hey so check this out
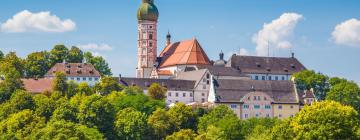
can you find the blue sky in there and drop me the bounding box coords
[0,0,359,83]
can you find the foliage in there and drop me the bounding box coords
[33,94,56,121]
[241,117,278,138]
[52,72,68,94]
[24,51,51,78]
[168,103,197,131]
[34,120,103,140]
[148,83,167,100]
[0,50,4,60]
[326,77,360,114]
[292,70,329,100]
[84,52,112,76]
[195,125,225,140]
[77,82,94,96]
[66,46,84,63]
[50,44,69,65]
[94,76,122,95]
[66,80,78,98]
[114,108,149,140]
[269,119,295,140]
[166,129,197,140]
[291,101,359,139]
[148,108,172,139]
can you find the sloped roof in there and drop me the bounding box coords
[197,65,248,77]
[214,79,298,103]
[175,69,208,88]
[45,63,101,77]
[228,55,306,75]
[117,77,195,91]
[22,78,53,93]
[159,39,211,67]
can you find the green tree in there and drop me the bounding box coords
[34,120,103,140]
[270,119,295,140]
[168,103,197,131]
[94,76,122,95]
[148,83,167,100]
[53,72,68,94]
[0,110,45,139]
[326,78,360,114]
[1,52,25,77]
[0,50,4,60]
[197,105,243,140]
[50,45,69,65]
[196,125,225,140]
[77,94,115,139]
[148,108,172,139]
[84,52,112,76]
[114,108,149,140]
[241,118,278,138]
[166,129,197,140]
[9,90,35,111]
[0,65,24,103]
[291,101,359,139]
[66,80,78,98]
[292,70,329,100]
[33,94,56,121]
[24,51,51,78]
[51,98,78,123]
[77,82,94,96]
[66,46,84,63]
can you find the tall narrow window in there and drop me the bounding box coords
[149,34,153,39]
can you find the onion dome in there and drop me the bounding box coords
[137,0,159,21]
[214,51,227,67]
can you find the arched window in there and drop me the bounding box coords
[149,34,153,39]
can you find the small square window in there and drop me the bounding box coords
[203,85,206,89]
[176,93,179,97]
[83,77,86,81]
[202,93,205,96]
[190,93,193,97]
[262,76,265,80]
[243,105,249,109]
[275,76,278,80]
[245,114,248,118]
[255,76,259,80]
[89,77,93,81]
[77,77,80,81]
[183,93,186,97]
[290,105,294,109]
[279,114,282,118]
[268,76,272,80]
[254,105,260,109]
[201,98,205,103]
[230,104,237,109]
[278,105,283,109]
[168,92,172,97]
[95,78,99,81]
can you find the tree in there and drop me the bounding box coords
[148,108,172,139]
[195,125,225,140]
[197,105,243,140]
[326,78,360,114]
[292,70,329,100]
[84,52,112,76]
[33,94,56,121]
[0,67,23,103]
[9,90,35,111]
[77,94,115,139]
[66,46,84,63]
[0,110,45,139]
[0,50,4,60]
[94,76,122,95]
[241,118,278,138]
[52,72,68,94]
[51,99,78,123]
[148,83,167,100]
[291,101,359,139]
[77,82,94,96]
[270,119,295,140]
[1,52,25,77]
[166,129,197,140]
[34,120,103,140]
[24,51,51,78]
[114,108,149,140]
[66,80,78,98]
[167,103,197,131]
[50,45,69,65]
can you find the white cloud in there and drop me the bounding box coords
[252,13,303,56]
[77,43,113,51]
[1,10,76,33]
[332,18,360,47]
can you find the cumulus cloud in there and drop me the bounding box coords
[77,43,113,51]
[252,13,303,56]
[239,48,249,55]
[332,18,360,47]
[1,10,76,33]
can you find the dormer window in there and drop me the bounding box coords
[291,64,296,69]
[77,70,82,74]
[78,65,82,68]
[66,70,70,74]
[266,67,271,72]
[89,70,94,74]
[256,62,261,67]
[284,69,289,72]
[66,65,71,68]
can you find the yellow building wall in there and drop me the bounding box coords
[273,104,300,119]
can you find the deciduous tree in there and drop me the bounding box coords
[24,51,51,78]
[148,83,167,100]
[292,70,329,100]
[94,76,122,95]
[84,52,112,76]
[114,108,149,140]
[66,46,83,63]
[50,45,69,65]
[166,129,197,140]
[52,72,68,94]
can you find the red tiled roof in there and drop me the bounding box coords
[45,63,101,77]
[159,39,211,67]
[157,70,172,75]
[22,78,53,93]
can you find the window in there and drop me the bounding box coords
[243,105,249,109]
[248,97,251,100]
[282,76,285,80]
[169,100,172,103]
[149,42,153,47]
[265,105,271,109]
[203,85,206,89]
[83,77,86,81]
[278,105,283,109]
[206,74,210,79]
[268,76,272,80]
[275,76,278,80]
[183,93,186,97]
[253,96,257,100]
[230,104,237,109]
[77,77,80,81]
[254,105,260,109]
[201,98,205,103]
[206,80,210,85]
[176,93,179,97]
[202,93,205,96]
[89,77,93,81]
[257,96,261,100]
[255,76,259,80]
[256,114,259,117]
[266,114,270,117]
[168,92,171,97]
[290,105,294,109]
[245,114,248,118]
[264,97,267,100]
[149,34,153,39]
[262,76,265,80]
[71,77,74,80]
[95,78,99,81]
[175,100,179,103]
[279,114,282,118]
[149,26,153,29]
[190,93,193,97]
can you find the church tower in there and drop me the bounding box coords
[136,0,159,78]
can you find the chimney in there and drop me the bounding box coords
[166,31,171,46]
[119,74,122,81]
[291,52,295,58]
